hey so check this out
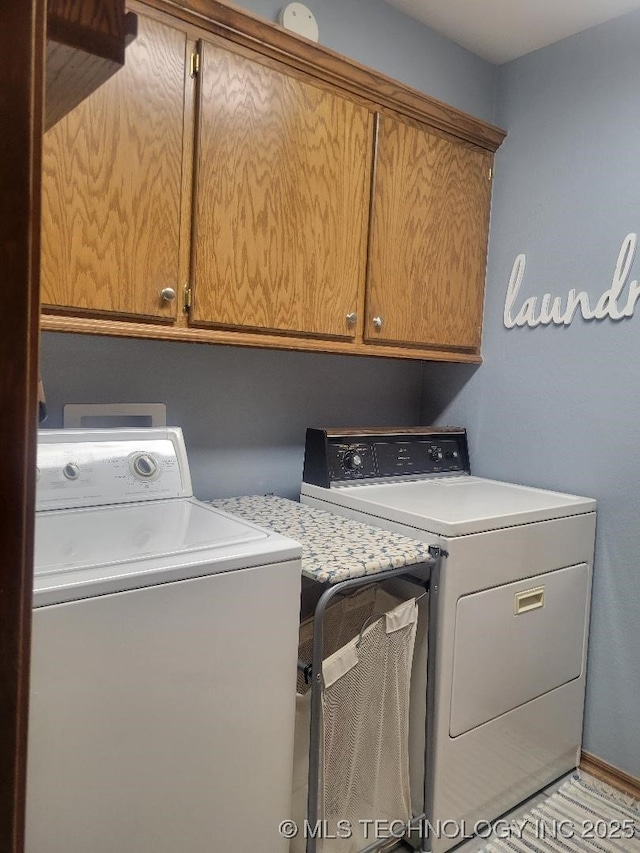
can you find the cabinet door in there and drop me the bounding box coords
[41,13,188,321]
[366,113,493,351]
[190,41,371,340]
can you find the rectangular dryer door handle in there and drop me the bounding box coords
[514,586,545,615]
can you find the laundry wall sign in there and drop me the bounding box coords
[504,233,640,328]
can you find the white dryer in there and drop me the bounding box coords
[301,427,596,852]
[28,428,302,853]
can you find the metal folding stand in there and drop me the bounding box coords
[303,547,444,853]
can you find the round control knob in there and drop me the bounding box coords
[428,445,443,463]
[131,453,158,479]
[343,450,364,471]
[63,462,80,480]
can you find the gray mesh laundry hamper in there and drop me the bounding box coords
[291,587,418,853]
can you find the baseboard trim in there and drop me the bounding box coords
[580,750,640,800]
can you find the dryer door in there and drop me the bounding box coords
[449,562,589,737]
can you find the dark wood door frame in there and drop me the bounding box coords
[0,0,44,850]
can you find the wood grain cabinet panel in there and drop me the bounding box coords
[366,113,493,351]
[41,13,187,322]
[45,0,138,132]
[190,41,371,340]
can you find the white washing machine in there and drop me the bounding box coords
[28,427,302,853]
[300,427,596,852]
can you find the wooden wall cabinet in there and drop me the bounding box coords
[365,113,493,352]
[41,0,506,362]
[190,39,371,342]
[41,12,191,323]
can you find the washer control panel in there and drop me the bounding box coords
[36,428,192,511]
[303,427,470,487]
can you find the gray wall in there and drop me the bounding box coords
[422,10,640,775]
[41,334,424,500]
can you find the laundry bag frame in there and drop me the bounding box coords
[301,549,444,853]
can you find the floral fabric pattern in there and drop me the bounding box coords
[210,495,432,584]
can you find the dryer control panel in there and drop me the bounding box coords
[303,427,470,487]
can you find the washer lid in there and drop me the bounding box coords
[34,498,301,605]
[303,476,596,536]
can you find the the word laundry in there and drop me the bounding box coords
[504,233,640,328]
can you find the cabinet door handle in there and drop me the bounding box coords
[372,316,384,330]
[346,312,357,326]
[160,287,177,302]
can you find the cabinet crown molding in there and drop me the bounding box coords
[154,0,505,151]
